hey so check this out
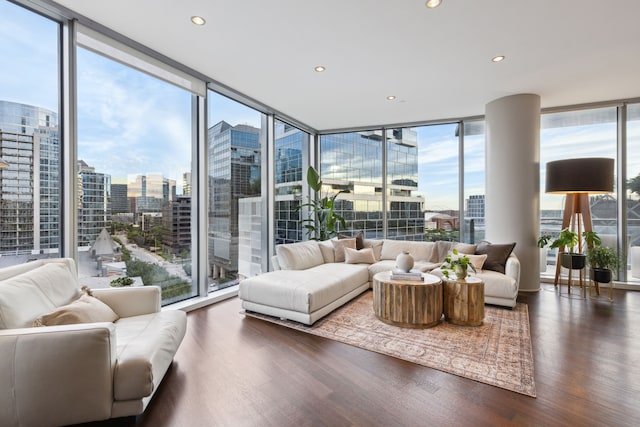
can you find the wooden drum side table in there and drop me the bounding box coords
[443,276,484,326]
[372,271,443,329]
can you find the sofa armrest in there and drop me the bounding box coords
[505,254,521,285]
[92,286,161,317]
[0,323,116,427]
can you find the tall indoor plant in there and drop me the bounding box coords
[298,166,348,241]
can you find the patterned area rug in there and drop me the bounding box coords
[244,290,536,397]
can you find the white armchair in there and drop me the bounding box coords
[0,258,187,427]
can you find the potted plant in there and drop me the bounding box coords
[297,166,349,241]
[549,228,585,269]
[537,234,552,272]
[440,249,476,280]
[587,246,619,284]
[582,230,602,250]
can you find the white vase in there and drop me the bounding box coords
[396,251,414,272]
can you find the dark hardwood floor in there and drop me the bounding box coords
[83,283,639,427]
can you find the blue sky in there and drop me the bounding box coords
[0,1,58,111]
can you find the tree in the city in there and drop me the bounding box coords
[627,173,640,197]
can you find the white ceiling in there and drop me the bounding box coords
[51,0,640,131]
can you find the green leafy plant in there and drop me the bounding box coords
[110,276,134,287]
[582,231,601,249]
[297,166,348,241]
[549,228,579,252]
[440,249,476,280]
[587,246,619,271]
[537,235,552,249]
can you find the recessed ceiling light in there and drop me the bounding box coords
[314,65,326,72]
[492,55,506,63]
[425,0,442,8]
[386,95,396,101]
[191,16,206,26]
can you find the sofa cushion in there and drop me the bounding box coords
[476,241,516,274]
[332,238,356,262]
[452,242,477,255]
[33,293,119,326]
[338,231,365,249]
[474,269,518,300]
[276,241,324,270]
[380,240,436,262]
[239,263,369,314]
[363,239,383,261]
[0,262,80,329]
[113,310,187,401]
[367,260,397,280]
[344,247,376,264]
[318,240,336,263]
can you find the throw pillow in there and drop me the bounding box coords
[467,254,488,271]
[344,247,377,264]
[338,231,365,250]
[33,293,120,326]
[445,251,486,271]
[452,242,477,255]
[475,241,516,274]
[332,238,357,263]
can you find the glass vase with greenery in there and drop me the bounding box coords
[440,249,476,280]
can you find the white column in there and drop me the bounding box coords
[485,94,540,292]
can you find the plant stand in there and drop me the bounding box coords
[556,252,587,298]
[589,279,614,302]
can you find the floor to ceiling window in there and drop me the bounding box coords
[417,123,460,242]
[386,128,423,241]
[626,103,640,281]
[320,131,384,238]
[207,91,265,287]
[463,121,486,244]
[0,1,60,267]
[76,46,195,305]
[274,120,306,245]
[540,107,618,276]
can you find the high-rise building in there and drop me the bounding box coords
[0,101,59,255]
[319,129,424,241]
[182,172,191,196]
[110,183,129,214]
[77,160,111,247]
[162,195,191,254]
[208,120,261,279]
[127,173,175,214]
[274,121,304,245]
[465,194,486,243]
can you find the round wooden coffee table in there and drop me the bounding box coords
[442,276,484,326]
[372,271,443,328]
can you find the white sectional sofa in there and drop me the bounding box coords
[239,238,520,325]
[0,258,187,427]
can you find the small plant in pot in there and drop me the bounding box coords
[550,228,586,269]
[587,246,619,284]
[537,234,552,273]
[441,249,476,281]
